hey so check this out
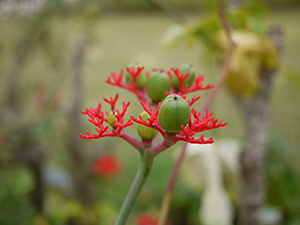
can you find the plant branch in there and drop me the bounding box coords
[158,7,235,225]
[120,130,143,152]
[158,142,188,225]
[114,152,154,225]
[199,7,235,115]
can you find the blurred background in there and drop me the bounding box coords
[0,0,300,225]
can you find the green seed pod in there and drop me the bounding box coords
[108,111,118,127]
[158,94,190,133]
[172,64,196,91]
[146,71,171,102]
[137,111,158,140]
[125,64,147,89]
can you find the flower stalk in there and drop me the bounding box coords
[114,151,154,225]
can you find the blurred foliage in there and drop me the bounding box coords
[0,167,35,225]
[92,0,300,12]
[2,0,297,16]
[176,5,268,50]
[266,131,300,224]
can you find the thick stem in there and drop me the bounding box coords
[237,25,282,225]
[147,132,176,156]
[237,70,275,225]
[115,152,154,225]
[120,130,143,152]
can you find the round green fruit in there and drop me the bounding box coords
[108,111,118,127]
[172,64,196,91]
[146,71,171,102]
[125,64,147,89]
[158,94,190,133]
[137,111,158,140]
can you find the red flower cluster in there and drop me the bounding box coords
[92,153,121,176]
[80,94,133,139]
[80,66,227,155]
[130,92,226,144]
[106,66,148,102]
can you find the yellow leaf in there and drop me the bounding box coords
[214,30,279,95]
[225,46,261,95]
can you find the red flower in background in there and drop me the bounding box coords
[136,213,170,225]
[136,214,158,225]
[92,154,121,176]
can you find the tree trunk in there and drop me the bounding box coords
[237,26,282,225]
[237,69,275,225]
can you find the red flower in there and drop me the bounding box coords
[136,213,170,225]
[92,154,121,175]
[170,67,214,94]
[79,93,133,140]
[136,214,158,225]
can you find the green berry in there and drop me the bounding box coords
[158,94,190,133]
[137,111,158,140]
[108,111,118,127]
[125,64,147,89]
[146,71,171,102]
[172,64,196,91]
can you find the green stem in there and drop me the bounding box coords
[114,152,154,225]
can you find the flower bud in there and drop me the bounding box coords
[158,94,190,133]
[125,64,147,89]
[108,111,118,127]
[146,71,171,102]
[172,64,196,91]
[137,111,158,140]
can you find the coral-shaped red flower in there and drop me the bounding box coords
[92,154,121,176]
[106,67,148,102]
[170,67,214,94]
[81,67,227,156]
[175,108,226,144]
[80,94,133,139]
[130,95,227,155]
